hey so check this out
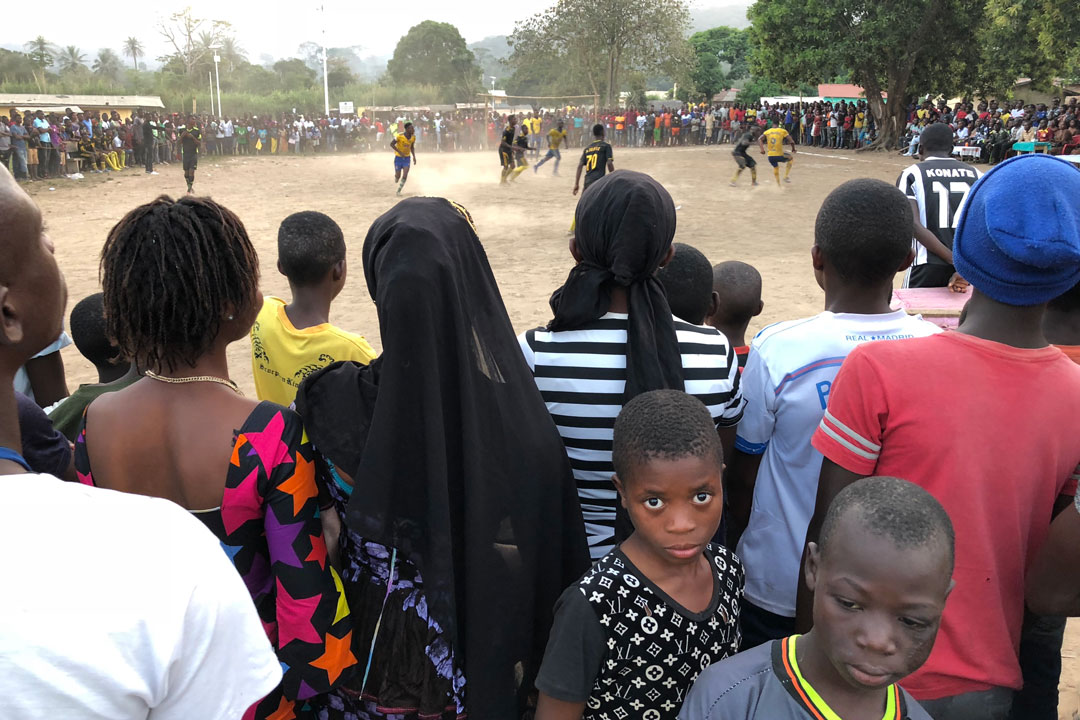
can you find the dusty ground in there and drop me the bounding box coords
[23,145,1080,716]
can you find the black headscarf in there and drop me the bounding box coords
[295,197,589,719]
[550,170,684,399]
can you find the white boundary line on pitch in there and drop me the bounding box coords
[798,151,874,163]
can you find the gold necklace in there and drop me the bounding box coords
[144,370,244,396]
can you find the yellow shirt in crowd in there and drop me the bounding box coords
[250,296,377,406]
[763,127,790,156]
[393,132,416,158]
[530,117,542,135]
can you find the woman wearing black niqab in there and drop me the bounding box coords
[295,197,590,720]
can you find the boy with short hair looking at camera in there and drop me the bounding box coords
[535,389,743,720]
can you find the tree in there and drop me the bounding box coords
[22,36,54,91]
[974,0,1080,96]
[24,36,54,69]
[273,58,316,91]
[508,0,692,107]
[625,72,649,110]
[219,36,247,73]
[158,8,231,77]
[470,39,511,80]
[387,21,481,97]
[57,46,87,75]
[0,49,39,85]
[93,49,123,81]
[124,37,144,70]
[327,57,356,88]
[689,26,750,100]
[748,0,990,150]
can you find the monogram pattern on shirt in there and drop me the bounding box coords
[580,545,743,720]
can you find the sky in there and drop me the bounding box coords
[5,0,750,66]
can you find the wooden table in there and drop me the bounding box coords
[892,288,971,329]
[1012,141,1053,155]
[953,145,981,160]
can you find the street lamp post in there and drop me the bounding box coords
[213,52,223,118]
[208,70,215,116]
[322,46,330,117]
[320,4,330,116]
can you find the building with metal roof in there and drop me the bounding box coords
[1,94,164,120]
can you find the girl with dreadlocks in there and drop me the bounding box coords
[293,197,589,720]
[74,195,357,719]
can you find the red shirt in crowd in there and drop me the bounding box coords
[812,332,1080,700]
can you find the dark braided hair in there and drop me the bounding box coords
[100,195,260,373]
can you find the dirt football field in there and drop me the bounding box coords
[21,144,1080,717]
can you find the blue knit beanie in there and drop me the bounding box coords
[953,154,1080,306]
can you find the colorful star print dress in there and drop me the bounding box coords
[315,460,467,720]
[75,402,358,719]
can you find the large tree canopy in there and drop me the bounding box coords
[749,0,986,149]
[508,0,692,106]
[975,0,1080,96]
[387,21,481,96]
[689,26,750,101]
[748,0,1079,150]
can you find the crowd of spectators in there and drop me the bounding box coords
[901,96,1080,164]
[3,94,1076,181]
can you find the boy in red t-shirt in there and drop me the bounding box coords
[799,155,1080,720]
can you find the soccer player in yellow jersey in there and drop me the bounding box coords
[535,120,568,175]
[759,125,797,185]
[390,121,417,195]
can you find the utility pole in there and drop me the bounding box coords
[321,4,330,116]
[213,51,223,118]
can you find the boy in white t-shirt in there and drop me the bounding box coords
[726,178,940,648]
[0,165,281,718]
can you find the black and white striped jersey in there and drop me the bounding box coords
[519,313,745,559]
[897,157,981,267]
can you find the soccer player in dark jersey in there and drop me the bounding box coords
[499,115,518,185]
[896,122,981,289]
[511,123,531,181]
[179,116,202,194]
[573,123,614,196]
[730,125,761,186]
[568,124,615,233]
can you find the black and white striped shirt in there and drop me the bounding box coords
[519,313,745,558]
[897,157,981,267]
